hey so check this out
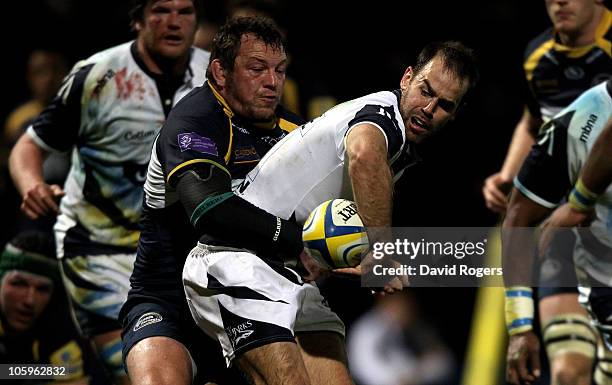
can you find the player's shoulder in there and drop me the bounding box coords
[554,81,611,142]
[79,41,133,72]
[73,41,134,88]
[524,27,554,61]
[276,105,306,127]
[355,90,401,107]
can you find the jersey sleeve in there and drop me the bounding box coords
[514,110,574,208]
[26,63,94,152]
[346,104,404,157]
[159,106,231,188]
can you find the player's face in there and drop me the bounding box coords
[399,55,467,143]
[545,0,602,36]
[224,34,287,121]
[0,271,53,332]
[137,0,197,61]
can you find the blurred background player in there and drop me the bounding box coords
[1,49,69,238]
[481,1,611,383]
[502,80,612,385]
[8,0,209,383]
[120,16,303,385]
[0,231,91,384]
[347,291,455,385]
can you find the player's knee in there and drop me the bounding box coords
[551,354,592,385]
[126,337,192,385]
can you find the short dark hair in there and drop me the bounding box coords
[206,16,286,86]
[129,0,199,29]
[413,41,479,96]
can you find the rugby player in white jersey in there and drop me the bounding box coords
[180,41,478,385]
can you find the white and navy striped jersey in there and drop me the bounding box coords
[26,41,209,257]
[236,90,419,223]
[515,80,612,283]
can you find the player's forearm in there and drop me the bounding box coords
[8,134,47,196]
[176,167,303,260]
[349,154,393,230]
[499,109,539,181]
[501,189,550,287]
[346,127,393,243]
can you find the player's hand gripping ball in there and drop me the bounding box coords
[302,199,369,269]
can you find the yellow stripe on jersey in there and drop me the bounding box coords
[167,159,230,183]
[208,82,234,163]
[225,116,234,164]
[209,82,234,118]
[525,39,554,82]
[279,118,299,132]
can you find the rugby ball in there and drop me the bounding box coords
[302,199,369,269]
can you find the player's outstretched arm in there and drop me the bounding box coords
[483,108,541,213]
[336,123,405,292]
[502,189,551,385]
[9,133,63,219]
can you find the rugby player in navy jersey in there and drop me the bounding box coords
[120,17,304,385]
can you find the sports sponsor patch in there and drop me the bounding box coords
[134,312,163,331]
[178,132,218,155]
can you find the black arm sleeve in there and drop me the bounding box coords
[176,164,303,261]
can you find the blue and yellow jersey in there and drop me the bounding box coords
[26,41,210,257]
[523,8,612,123]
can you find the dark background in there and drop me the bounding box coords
[1,0,553,378]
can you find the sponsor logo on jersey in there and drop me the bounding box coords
[234,146,260,162]
[225,321,254,347]
[177,132,218,155]
[134,312,163,331]
[579,114,598,143]
[564,65,585,81]
[92,69,116,99]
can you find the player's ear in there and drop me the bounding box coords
[210,59,227,88]
[400,66,413,90]
[133,20,143,32]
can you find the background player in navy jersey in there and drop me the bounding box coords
[120,16,304,385]
[503,81,612,385]
[180,41,478,385]
[8,0,208,383]
[481,1,611,383]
